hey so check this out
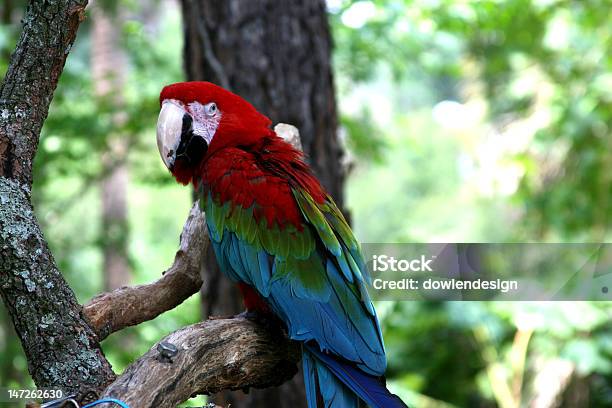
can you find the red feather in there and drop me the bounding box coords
[238,282,270,313]
[160,81,333,334]
[159,81,327,251]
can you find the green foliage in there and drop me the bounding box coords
[333,0,612,239]
[333,0,612,406]
[341,110,387,163]
[428,0,612,239]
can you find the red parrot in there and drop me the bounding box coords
[156,81,407,408]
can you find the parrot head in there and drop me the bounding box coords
[156,81,272,184]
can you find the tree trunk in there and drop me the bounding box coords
[91,2,131,291]
[0,0,115,400]
[179,1,342,406]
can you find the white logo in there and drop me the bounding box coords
[372,254,435,272]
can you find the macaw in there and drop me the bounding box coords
[156,81,407,408]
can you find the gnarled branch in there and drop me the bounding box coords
[98,318,301,408]
[83,202,208,340]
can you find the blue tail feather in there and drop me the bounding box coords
[304,349,359,407]
[304,346,408,408]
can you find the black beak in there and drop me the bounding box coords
[172,113,209,170]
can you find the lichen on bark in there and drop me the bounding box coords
[0,0,116,400]
[0,177,115,397]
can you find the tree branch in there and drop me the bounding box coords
[99,318,301,408]
[83,202,207,340]
[0,0,86,185]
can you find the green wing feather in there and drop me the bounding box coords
[204,185,385,374]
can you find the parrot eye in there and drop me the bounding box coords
[204,102,218,116]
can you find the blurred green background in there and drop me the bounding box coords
[1,0,611,407]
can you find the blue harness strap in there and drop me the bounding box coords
[82,398,130,408]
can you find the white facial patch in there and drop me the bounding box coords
[188,101,221,145]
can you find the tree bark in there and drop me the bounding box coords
[179,1,342,406]
[0,0,116,399]
[98,318,301,408]
[181,0,342,200]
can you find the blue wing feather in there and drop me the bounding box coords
[203,179,402,406]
